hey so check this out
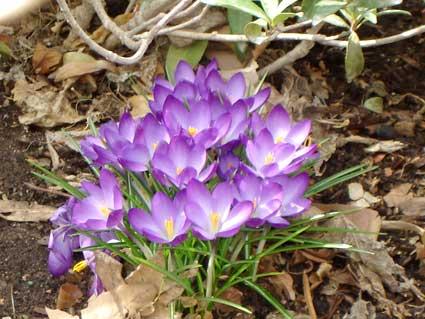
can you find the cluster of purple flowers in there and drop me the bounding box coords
[48,60,317,292]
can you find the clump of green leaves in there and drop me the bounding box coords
[201,0,411,81]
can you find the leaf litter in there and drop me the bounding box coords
[46,252,187,319]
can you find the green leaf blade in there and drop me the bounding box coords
[345,31,364,82]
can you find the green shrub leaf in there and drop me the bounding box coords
[165,40,208,82]
[345,31,364,82]
[201,0,268,20]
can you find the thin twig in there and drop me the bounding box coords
[57,0,193,64]
[90,0,139,50]
[258,23,324,77]
[24,182,71,198]
[125,0,137,14]
[158,5,209,35]
[303,272,317,319]
[128,0,202,36]
[166,24,425,48]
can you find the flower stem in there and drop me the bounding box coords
[206,241,217,298]
[251,226,269,282]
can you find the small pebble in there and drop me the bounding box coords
[348,183,364,201]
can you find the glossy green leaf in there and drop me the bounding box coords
[228,8,252,60]
[165,40,208,82]
[351,0,402,9]
[277,0,299,13]
[244,19,268,44]
[345,31,364,82]
[272,12,297,26]
[201,0,268,20]
[362,10,378,24]
[302,0,347,24]
[323,13,350,28]
[261,0,279,17]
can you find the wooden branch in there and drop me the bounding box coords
[258,23,324,77]
[164,24,425,48]
[57,0,193,64]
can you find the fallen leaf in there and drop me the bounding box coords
[399,198,425,216]
[363,96,384,113]
[128,95,150,118]
[313,203,424,314]
[0,199,55,222]
[45,308,78,319]
[56,283,83,310]
[94,252,125,291]
[267,272,296,301]
[216,287,243,314]
[32,42,62,75]
[13,78,85,127]
[394,120,416,137]
[346,299,376,319]
[364,140,406,153]
[383,183,413,208]
[48,252,185,319]
[54,59,117,82]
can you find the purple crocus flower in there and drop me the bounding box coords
[152,136,216,188]
[219,100,250,148]
[48,198,80,277]
[185,180,253,240]
[140,113,171,158]
[246,129,297,178]
[80,135,117,167]
[235,174,283,228]
[267,173,312,227]
[129,192,190,245]
[163,95,231,148]
[72,169,124,230]
[251,105,312,147]
[217,152,240,180]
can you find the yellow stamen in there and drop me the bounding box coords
[187,126,198,137]
[152,142,158,151]
[275,136,284,143]
[164,218,174,240]
[73,260,88,273]
[210,212,220,232]
[100,206,110,217]
[176,167,183,175]
[264,152,275,165]
[252,198,257,210]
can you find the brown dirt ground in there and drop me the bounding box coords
[0,1,424,318]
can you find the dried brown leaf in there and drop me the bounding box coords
[399,198,425,216]
[45,308,79,319]
[128,95,150,118]
[216,287,244,314]
[383,183,413,208]
[32,43,62,75]
[94,252,125,291]
[346,299,376,319]
[54,60,117,82]
[267,272,296,301]
[13,79,84,127]
[0,199,55,222]
[56,283,83,310]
